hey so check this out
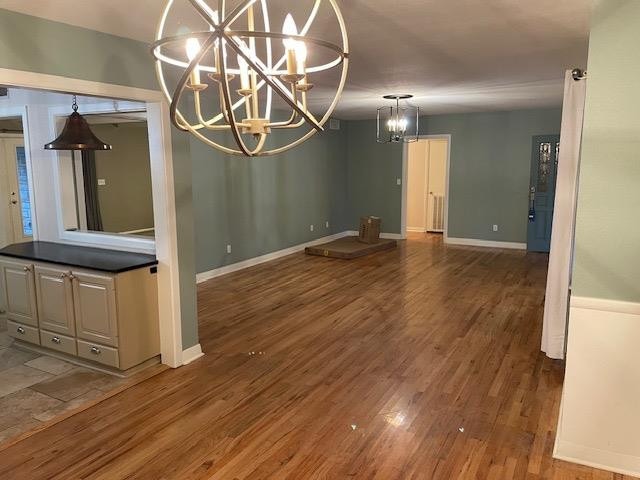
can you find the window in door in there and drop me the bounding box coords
[15,146,33,237]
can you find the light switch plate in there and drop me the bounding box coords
[97,179,106,186]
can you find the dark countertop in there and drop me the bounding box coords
[0,241,158,273]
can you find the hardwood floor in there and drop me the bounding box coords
[0,234,633,479]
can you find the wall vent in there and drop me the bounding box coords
[329,118,341,130]
[431,195,444,231]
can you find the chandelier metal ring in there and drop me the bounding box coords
[152,0,349,157]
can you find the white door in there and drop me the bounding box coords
[406,140,429,232]
[1,137,33,244]
[426,139,447,232]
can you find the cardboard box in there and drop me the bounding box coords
[359,216,381,244]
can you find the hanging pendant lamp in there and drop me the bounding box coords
[44,96,112,151]
[377,94,419,144]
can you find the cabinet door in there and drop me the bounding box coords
[35,265,75,336]
[72,271,118,347]
[0,259,38,327]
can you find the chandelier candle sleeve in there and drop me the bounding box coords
[283,14,298,75]
[186,38,202,85]
[151,0,349,156]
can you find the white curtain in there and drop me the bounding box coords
[541,70,587,360]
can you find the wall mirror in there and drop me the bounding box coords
[59,110,155,239]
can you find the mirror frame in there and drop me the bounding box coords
[48,100,156,254]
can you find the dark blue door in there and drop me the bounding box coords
[527,135,560,252]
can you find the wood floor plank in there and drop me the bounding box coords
[0,234,633,479]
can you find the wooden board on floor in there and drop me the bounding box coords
[305,236,397,259]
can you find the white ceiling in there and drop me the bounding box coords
[0,0,591,119]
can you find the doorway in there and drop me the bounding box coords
[405,137,449,234]
[0,122,33,247]
[527,135,560,252]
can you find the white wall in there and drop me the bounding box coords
[555,298,640,477]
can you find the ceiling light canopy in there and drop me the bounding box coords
[44,96,112,151]
[377,94,419,144]
[151,0,349,157]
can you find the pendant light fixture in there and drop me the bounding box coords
[377,94,419,144]
[151,0,349,157]
[44,96,112,151]
[44,95,111,231]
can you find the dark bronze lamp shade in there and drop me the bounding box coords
[44,96,112,151]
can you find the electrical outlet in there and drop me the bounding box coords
[396,178,402,186]
[310,224,314,232]
[325,221,330,228]
[226,244,232,254]
[492,224,498,232]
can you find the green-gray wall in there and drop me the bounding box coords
[346,109,562,242]
[0,9,199,348]
[93,123,154,234]
[192,127,349,272]
[571,0,640,302]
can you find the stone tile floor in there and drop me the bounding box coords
[0,324,126,444]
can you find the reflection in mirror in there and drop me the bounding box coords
[63,111,155,238]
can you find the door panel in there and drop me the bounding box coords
[527,135,560,252]
[4,139,33,244]
[0,259,37,326]
[426,140,447,232]
[35,265,75,336]
[72,271,118,346]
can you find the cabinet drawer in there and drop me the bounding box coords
[40,330,77,356]
[77,339,119,369]
[7,320,40,345]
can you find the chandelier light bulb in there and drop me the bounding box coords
[282,14,298,50]
[186,38,201,62]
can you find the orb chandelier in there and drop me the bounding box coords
[152,0,349,157]
[377,94,419,144]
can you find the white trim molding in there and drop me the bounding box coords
[0,68,184,368]
[555,296,640,478]
[182,344,204,365]
[197,231,351,283]
[445,237,526,250]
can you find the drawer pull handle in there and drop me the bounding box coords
[90,346,101,355]
[16,326,25,334]
[23,266,31,272]
[60,273,67,279]
[51,336,61,344]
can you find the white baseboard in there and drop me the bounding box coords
[182,343,204,365]
[554,297,640,477]
[196,231,351,283]
[555,440,640,478]
[406,227,427,233]
[445,237,526,250]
